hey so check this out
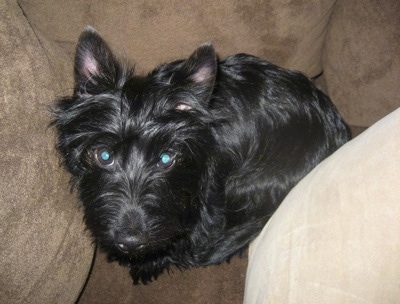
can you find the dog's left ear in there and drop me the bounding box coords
[74,26,127,96]
[180,43,217,104]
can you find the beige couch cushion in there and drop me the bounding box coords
[245,108,400,303]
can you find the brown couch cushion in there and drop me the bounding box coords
[0,2,93,303]
[79,250,247,304]
[323,0,400,127]
[19,0,337,76]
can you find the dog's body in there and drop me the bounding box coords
[53,28,351,284]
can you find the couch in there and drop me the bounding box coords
[1,1,399,303]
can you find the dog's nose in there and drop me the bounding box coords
[114,232,149,253]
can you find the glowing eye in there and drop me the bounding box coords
[158,152,175,169]
[101,150,111,161]
[94,148,114,167]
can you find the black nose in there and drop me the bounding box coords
[114,232,149,253]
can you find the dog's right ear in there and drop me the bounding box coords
[74,26,127,96]
[179,43,217,105]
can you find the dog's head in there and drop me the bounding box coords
[52,27,219,260]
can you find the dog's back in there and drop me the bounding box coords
[188,53,351,264]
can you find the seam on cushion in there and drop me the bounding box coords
[16,1,52,65]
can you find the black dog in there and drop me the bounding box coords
[52,27,351,284]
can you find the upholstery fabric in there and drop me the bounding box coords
[18,0,337,76]
[79,251,247,304]
[323,0,400,127]
[0,1,93,303]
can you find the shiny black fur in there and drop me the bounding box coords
[52,28,351,284]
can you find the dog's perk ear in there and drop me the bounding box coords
[74,26,127,96]
[180,43,217,104]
